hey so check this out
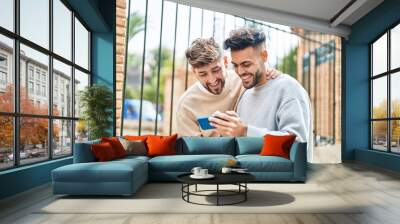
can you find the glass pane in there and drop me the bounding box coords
[53,0,72,60]
[53,59,72,117]
[372,121,388,151]
[74,18,89,70]
[224,14,236,40]
[213,12,225,44]
[155,1,177,135]
[391,24,400,70]
[122,0,148,135]
[74,69,89,118]
[75,120,88,143]
[20,44,49,115]
[170,4,190,135]
[372,77,387,119]
[234,17,245,28]
[0,0,14,31]
[0,34,14,112]
[53,119,72,157]
[0,116,13,170]
[391,72,400,118]
[392,120,400,153]
[137,0,163,135]
[20,0,49,49]
[372,33,387,76]
[202,10,213,38]
[20,117,49,165]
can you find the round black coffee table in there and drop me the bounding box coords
[177,173,255,206]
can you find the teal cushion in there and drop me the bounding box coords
[178,137,236,155]
[52,159,147,183]
[149,154,235,172]
[73,139,101,163]
[236,155,293,172]
[235,137,264,155]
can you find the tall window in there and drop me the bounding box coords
[370,23,400,153]
[0,0,91,170]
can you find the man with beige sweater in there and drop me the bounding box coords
[175,38,277,136]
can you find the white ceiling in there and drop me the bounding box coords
[224,0,353,23]
[171,0,384,37]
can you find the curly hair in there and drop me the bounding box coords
[185,37,222,68]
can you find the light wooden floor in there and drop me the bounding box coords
[1,162,400,224]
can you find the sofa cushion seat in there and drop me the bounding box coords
[149,154,235,172]
[53,159,147,183]
[236,155,293,172]
[116,155,150,163]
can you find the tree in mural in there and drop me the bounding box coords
[0,85,59,151]
[143,48,173,104]
[128,11,145,40]
[277,47,297,78]
[125,11,145,99]
[125,11,178,105]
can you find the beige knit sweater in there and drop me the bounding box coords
[175,70,243,136]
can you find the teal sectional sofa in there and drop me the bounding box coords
[52,137,307,196]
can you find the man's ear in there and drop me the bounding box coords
[260,50,268,62]
[223,56,228,67]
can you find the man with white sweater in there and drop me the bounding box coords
[209,28,312,143]
[175,37,278,136]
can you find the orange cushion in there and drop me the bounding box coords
[259,134,296,159]
[91,142,118,161]
[101,137,126,158]
[146,134,178,157]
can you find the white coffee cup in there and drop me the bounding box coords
[221,167,232,174]
[191,167,202,176]
[200,169,208,176]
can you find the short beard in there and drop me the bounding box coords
[244,70,262,89]
[205,80,225,95]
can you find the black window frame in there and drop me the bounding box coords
[370,20,400,154]
[0,0,92,171]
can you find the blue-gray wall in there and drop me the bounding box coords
[91,32,115,136]
[343,0,400,171]
[0,158,72,199]
[0,0,116,200]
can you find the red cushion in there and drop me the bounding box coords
[101,137,126,158]
[91,142,118,161]
[146,134,178,157]
[259,134,296,159]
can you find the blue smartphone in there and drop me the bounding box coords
[197,116,215,130]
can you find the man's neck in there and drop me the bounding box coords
[254,69,268,87]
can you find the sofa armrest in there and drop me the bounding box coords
[73,140,100,163]
[289,141,307,181]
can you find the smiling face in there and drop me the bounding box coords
[231,46,268,89]
[193,59,227,95]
